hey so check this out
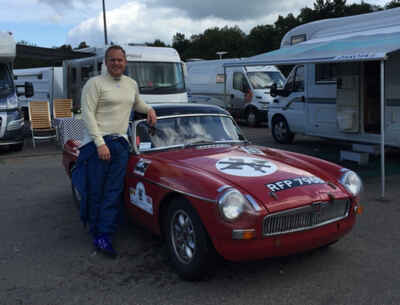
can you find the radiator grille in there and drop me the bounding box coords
[263,199,350,236]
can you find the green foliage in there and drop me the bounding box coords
[172,0,390,61]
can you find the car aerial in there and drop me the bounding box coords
[62,103,363,280]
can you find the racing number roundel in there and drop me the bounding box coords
[216,157,277,177]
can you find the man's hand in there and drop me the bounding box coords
[97,144,111,161]
[147,108,157,126]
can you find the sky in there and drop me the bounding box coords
[0,0,389,49]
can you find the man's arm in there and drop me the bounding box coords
[132,82,157,126]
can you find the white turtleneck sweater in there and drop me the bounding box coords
[80,72,151,147]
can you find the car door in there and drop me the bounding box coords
[230,71,250,118]
[279,65,306,133]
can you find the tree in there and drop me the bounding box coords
[385,0,400,8]
[146,39,167,47]
[172,33,190,60]
[77,41,89,49]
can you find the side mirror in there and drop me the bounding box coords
[270,83,277,97]
[24,82,34,98]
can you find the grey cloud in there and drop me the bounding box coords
[149,0,303,20]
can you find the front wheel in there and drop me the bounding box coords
[164,198,216,281]
[271,116,294,144]
[246,109,258,127]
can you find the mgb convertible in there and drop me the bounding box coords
[62,103,362,280]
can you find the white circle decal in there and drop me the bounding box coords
[216,157,277,177]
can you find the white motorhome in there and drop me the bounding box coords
[186,59,285,126]
[63,45,187,112]
[14,67,64,119]
[0,32,33,151]
[224,8,400,148]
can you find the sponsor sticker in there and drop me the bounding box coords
[266,176,325,192]
[129,182,153,214]
[134,159,151,176]
[240,146,266,156]
[216,157,277,177]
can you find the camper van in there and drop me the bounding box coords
[14,67,64,120]
[236,8,400,148]
[0,32,33,151]
[63,45,188,112]
[186,59,285,126]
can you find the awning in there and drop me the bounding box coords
[224,26,400,67]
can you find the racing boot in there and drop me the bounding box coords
[94,234,117,258]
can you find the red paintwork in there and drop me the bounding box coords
[63,140,359,262]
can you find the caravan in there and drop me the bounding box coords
[63,45,188,112]
[0,32,33,151]
[225,8,400,148]
[186,59,285,126]
[14,67,64,120]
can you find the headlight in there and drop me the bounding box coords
[7,94,18,110]
[218,188,248,221]
[340,170,362,196]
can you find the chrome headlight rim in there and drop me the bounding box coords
[217,188,248,222]
[339,169,362,196]
[6,94,19,110]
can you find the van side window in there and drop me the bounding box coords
[294,65,304,91]
[316,63,337,83]
[233,72,250,92]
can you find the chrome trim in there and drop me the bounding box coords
[140,176,216,203]
[263,199,350,236]
[245,194,262,211]
[217,185,232,193]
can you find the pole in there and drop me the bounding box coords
[102,0,108,45]
[380,60,385,198]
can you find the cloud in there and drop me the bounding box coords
[66,0,298,47]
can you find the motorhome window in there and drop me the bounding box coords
[316,63,337,83]
[0,63,14,95]
[291,34,306,45]
[81,65,94,82]
[71,68,77,83]
[248,71,285,89]
[216,74,224,83]
[294,65,304,91]
[125,62,185,94]
[233,72,248,92]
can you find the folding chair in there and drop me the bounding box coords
[53,98,73,119]
[28,101,57,148]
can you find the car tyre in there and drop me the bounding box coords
[10,142,24,152]
[164,197,216,281]
[271,116,294,144]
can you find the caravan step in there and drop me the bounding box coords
[340,150,369,165]
[352,144,380,155]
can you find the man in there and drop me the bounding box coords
[74,45,156,258]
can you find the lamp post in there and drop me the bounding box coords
[102,0,108,45]
[216,51,228,59]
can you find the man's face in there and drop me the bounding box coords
[105,49,127,78]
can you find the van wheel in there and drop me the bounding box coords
[246,109,258,127]
[272,116,294,144]
[163,197,216,281]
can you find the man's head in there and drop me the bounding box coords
[105,45,127,78]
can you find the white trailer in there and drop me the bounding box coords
[63,45,188,112]
[14,66,64,119]
[186,59,285,126]
[0,31,33,150]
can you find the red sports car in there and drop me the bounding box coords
[63,103,362,280]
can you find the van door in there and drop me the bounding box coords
[336,75,360,133]
[230,71,250,118]
[278,65,306,133]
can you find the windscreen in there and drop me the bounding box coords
[125,62,185,95]
[0,63,14,97]
[247,71,285,89]
[135,114,246,152]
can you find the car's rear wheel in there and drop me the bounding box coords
[271,116,294,144]
[164,197,216,281]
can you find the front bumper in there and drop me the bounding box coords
[213,214,356,261]
[0,110,25,146]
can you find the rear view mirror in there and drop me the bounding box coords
[24,82,34,98]
[270,83,277,97]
